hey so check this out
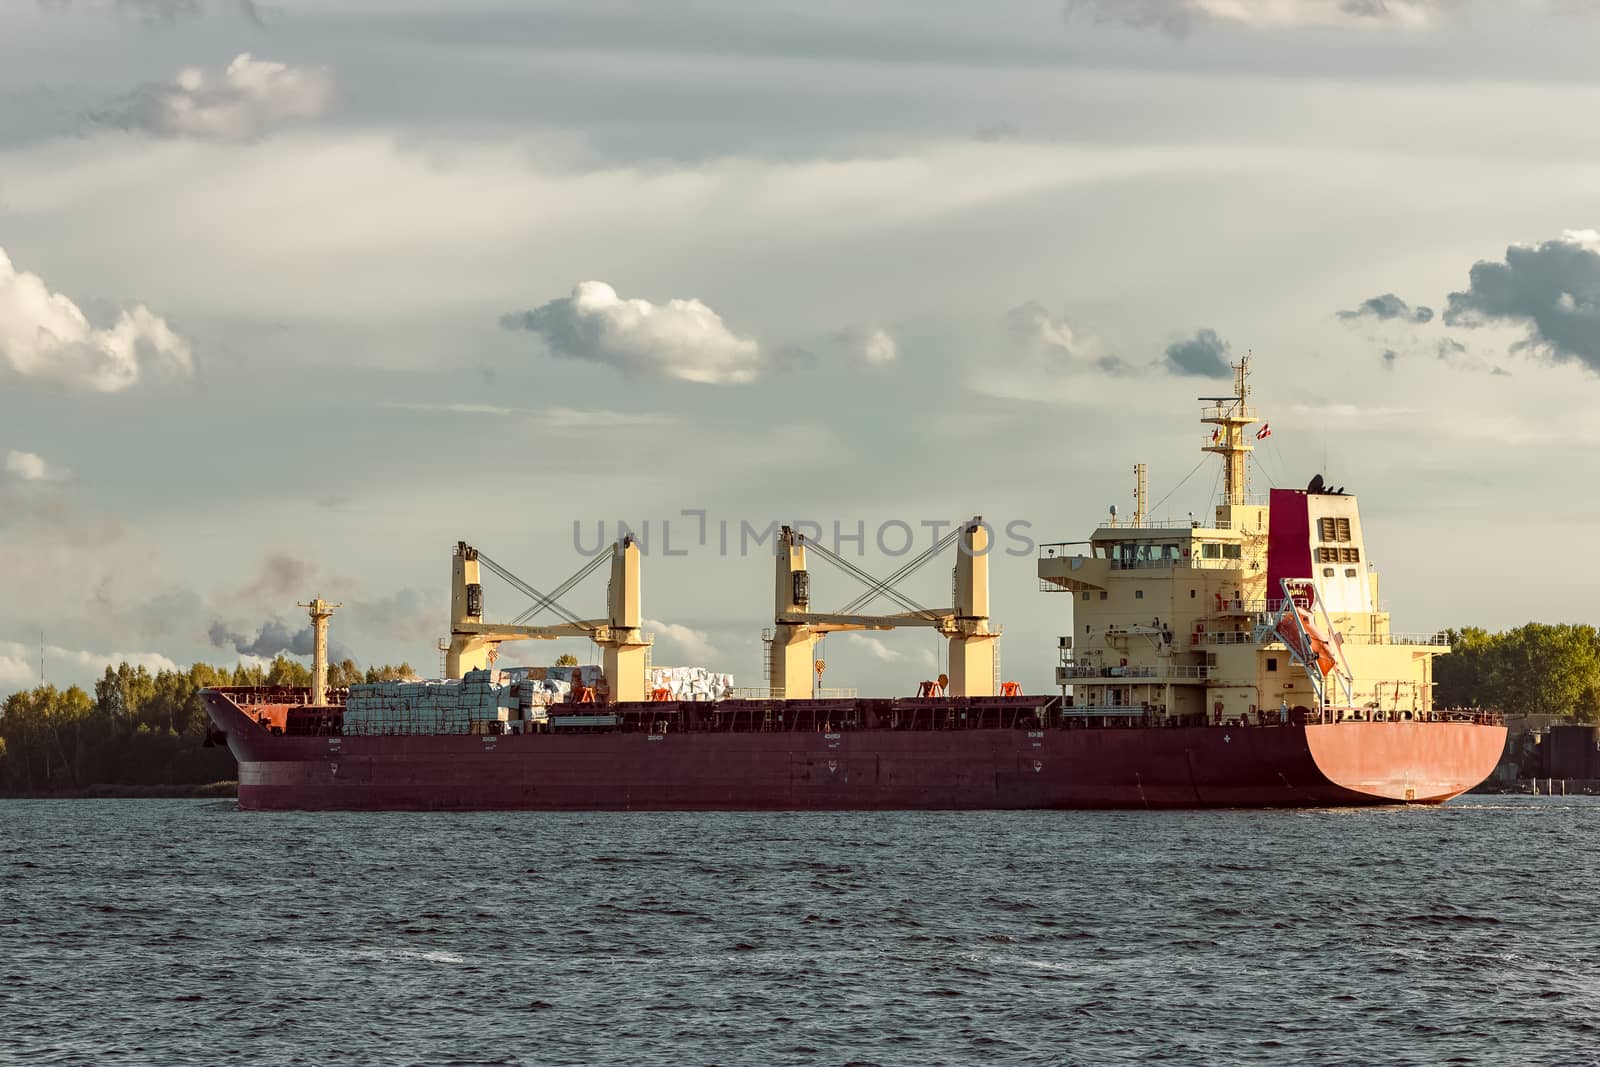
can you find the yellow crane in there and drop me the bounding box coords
[445,538,651,702]
[768,517,999,699]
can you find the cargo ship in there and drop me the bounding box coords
[203,356,1504,810]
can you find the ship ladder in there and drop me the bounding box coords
[761,708,774,732]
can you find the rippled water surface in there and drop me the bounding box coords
[3,798,1598,1066]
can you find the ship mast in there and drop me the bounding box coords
[1200,353,1257,508]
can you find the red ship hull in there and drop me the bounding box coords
[203,692,1505,811]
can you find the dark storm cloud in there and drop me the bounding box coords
[208,618,354,662]
[1164,328,1232,378]
[1338,292,1434,324]
[1443,233,1600,372]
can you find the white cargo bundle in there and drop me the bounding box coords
[648,666,734,701]
[345,668,517,734]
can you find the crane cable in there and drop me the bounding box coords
[507,550,610,626]
[476,551,598,629]
[837,523,964,617]
[802,537,937,619]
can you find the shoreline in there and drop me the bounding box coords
[0,782,238,800]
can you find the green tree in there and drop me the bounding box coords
[363,663,419,683]
[327,658,363,688]
[231,662,265,687]
[0,685,95,790]
[1436,622,1600,719]
[264,655,312,687]
[94,664,156,731]
[554,653,579,667]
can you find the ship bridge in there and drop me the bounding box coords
[1036,515,1260,595]
[1034,352,1450,726]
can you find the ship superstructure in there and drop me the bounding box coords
[1037,356,1445,724]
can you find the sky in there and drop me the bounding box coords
[4,0,1600,698]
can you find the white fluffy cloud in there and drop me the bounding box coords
[643,618,717,663]
[0,640,180,692]
[134,54,334,141]
[856,636,904,662]
[0,247,192,393]
[835,327,898,366]
[502,281,766,385]
[1008,301,1091,359]
[5,451,69,482]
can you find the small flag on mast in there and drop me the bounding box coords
[1255,423,1272,440]
[1210,428,1221,444]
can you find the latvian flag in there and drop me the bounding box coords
[1255,423,1272,440]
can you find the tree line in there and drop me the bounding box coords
[1435,623,1600,721]
[0,656,418,794]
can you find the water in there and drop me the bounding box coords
[2,798,1597,1066]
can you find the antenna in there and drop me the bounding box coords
[40,629,44,685]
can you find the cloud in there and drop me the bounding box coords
[207,618,354,662]
[1009,300,1085,358]
[1164,328,1233,378]
[833,326,898,366]
[1338,292,1434,324]
[501,281,766,385]
[643,618,716,663]
[379,402,675,427]
[39,1,266,26]
[974,122,1020,143]
[1443,230,1600,372]
[1006,300,1130,373]
[1065,0,1449,35]
[0,639,179,692]
[127,54,333,141]
[0,247,192,393]
[855,636,903,662]
[234,553,316,606]
[5,451,70,482]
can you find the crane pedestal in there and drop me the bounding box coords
[770,623,820,700]
[947,630,997,698]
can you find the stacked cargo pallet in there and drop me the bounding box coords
[344,669,514,735]
[499,665,606,706]
[648,666,734,701]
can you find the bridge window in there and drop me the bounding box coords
[1135,590,1144,599]
[1267,657,1279,672]
[1083,592,1090,601]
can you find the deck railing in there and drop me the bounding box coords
[1057,664,1212,681]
